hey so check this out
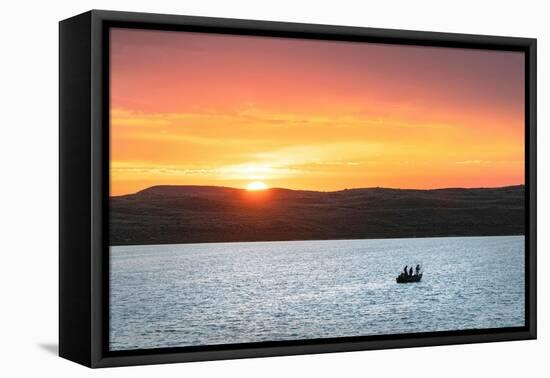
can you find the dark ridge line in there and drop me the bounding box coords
[112,183,525,198]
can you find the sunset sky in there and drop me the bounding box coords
[110,28,525,196]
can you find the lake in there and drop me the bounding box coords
[109,235,525,351]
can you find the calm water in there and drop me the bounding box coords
[110,236,525,351]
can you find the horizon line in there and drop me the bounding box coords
[110,183,525,197]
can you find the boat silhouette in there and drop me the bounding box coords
[396,272,423,283]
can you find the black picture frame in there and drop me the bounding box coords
[59,9,537,368]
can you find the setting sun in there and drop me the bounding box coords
[246,181,268,191]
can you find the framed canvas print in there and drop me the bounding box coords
[59,10,537,368]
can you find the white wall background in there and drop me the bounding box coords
[0,0,546,376]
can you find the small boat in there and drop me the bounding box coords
[396,272,423,283]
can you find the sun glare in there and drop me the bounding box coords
[246,181,268,191]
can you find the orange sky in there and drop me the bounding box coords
[110,28,525,196]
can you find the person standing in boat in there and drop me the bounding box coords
[409,266,413,276]
[415,264,421,275]
[403,265,408,276]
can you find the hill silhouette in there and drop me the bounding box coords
[110,185,525,246]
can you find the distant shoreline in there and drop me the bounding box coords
[110,185,525,246]
[110,234,526,248]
